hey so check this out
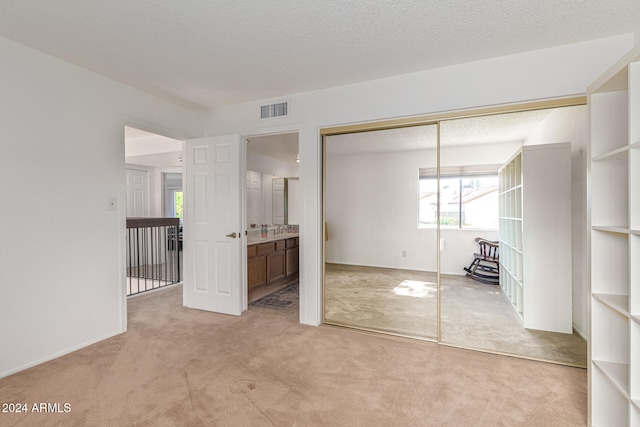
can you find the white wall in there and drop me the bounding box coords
[523,105,589,338]
[202,34,634,326]
[0,35,203,377]
[247,151,299,178]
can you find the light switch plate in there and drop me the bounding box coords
[107,197,117,211]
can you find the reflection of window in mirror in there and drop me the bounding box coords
[174,191,183,219]
[272,177,287,225]
[272,177,299,225]
[287,178,299,225]
[163,172,183,219]
[418,172,498,229]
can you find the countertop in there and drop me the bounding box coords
[247,232,299,245]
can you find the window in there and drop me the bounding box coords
[174,191,183,219]
[164,189,183,219]
[163,173,183,220]
[418,173,498,229]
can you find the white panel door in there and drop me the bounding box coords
[184,134,242,315]
[272,177,286,224]
[126,168,149,217]
[246,171,261,226]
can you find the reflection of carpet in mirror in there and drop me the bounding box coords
[249,282,299,318]
[324,263,439,339]
[392,280,437,298]
[324,263,586,367]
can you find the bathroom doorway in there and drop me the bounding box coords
[244,132,300,318]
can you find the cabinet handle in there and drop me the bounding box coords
[225,232,237,238]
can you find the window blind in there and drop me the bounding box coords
[418,164,501,179]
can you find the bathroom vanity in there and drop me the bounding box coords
[247,232,299,302]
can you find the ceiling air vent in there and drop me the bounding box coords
[260,101,288,119]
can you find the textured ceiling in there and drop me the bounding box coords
[326,108,557,155]
[0,1,638,110]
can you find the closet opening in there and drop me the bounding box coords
[322,97,588,367]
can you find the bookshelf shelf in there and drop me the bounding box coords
[590,59,640,426]
[498,143,572,333]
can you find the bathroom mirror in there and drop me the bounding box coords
[247,173,300,227]
[272,177,299,225]
[273,177,288,225]
[245,131,300,227]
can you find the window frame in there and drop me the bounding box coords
[418,167,500,231]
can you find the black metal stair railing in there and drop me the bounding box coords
[126,217,182,296]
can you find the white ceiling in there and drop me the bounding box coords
[124,126,183,168]
[0,1,638,110]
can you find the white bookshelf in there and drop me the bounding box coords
[590,60,640,427]
[498,143,572,333]
[499,152,524,317]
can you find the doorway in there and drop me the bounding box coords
[124,126,185,297]
[244,132,301,318]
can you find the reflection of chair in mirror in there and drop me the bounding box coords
[464,237,500,284]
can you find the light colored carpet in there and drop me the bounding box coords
[0,285,587,426]
[126,276,172,296]
[324,263,586,367]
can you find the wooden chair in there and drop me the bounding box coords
[463,237,500,285]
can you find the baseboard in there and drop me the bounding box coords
[573,325,588,341]
[0,329,125,379]
[324,261,436,273]
[324,261,470,277]
[127,281,182,299]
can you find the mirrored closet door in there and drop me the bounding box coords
[437,109,587,367]
[323,102,588,367]
[323,124,439,339]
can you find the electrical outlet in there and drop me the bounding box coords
[402,250,407,258]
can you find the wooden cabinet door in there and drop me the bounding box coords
[248,256,267,290]
[286,247,299,276]
[267,251,285,284]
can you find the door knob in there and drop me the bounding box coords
[226,232,238,238]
